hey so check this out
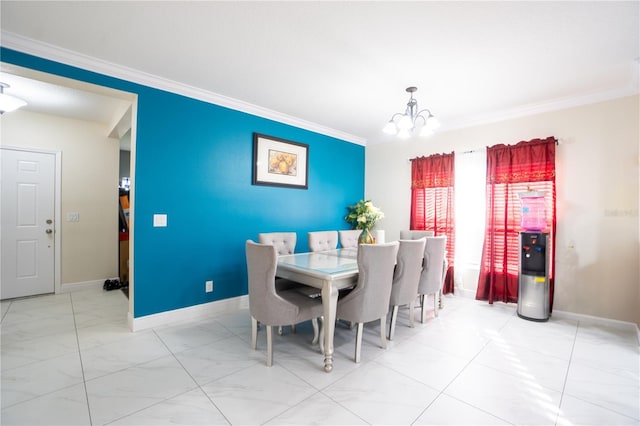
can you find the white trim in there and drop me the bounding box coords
[59,279,109,293]
[456,287,477,299]
[553,309,640,343]
[441,86,639,133]
[450,291,639,345]
[129,295,249,332]
[1,31,367,146]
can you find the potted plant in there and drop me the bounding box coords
[344,200,384,244]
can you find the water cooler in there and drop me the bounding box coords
[518,232,550,321]
[517,191,550,321]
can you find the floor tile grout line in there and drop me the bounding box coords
[0,295,82,412]
[93,327,223,426]
[552,318,579,426]
[557,320,640,423]
[3,291,637,425]
[422,394,517,426]
[0,300,12,322]
[70,291,94,426]
[408,330,497,425]
[150,327,235,426]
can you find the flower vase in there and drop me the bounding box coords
[358,228,374,245]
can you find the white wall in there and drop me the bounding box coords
[1,110,120,287]
[366,95,639,325]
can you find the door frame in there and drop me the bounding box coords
[1,145,62,295]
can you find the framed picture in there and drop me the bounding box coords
[252,133,309,189]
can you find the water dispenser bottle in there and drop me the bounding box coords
[519,191,547,231]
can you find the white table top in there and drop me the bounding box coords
[277,248,358,279]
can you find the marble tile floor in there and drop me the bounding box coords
[1,288,638,425]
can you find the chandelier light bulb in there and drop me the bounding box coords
[0,83,27,114]
[397,114,413,130]
[383,120,397,135]
[419,125,434,137]
[426,115,440,131]
[397,128,412,139]
[382,86,438,139]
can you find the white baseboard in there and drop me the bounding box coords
[456,287,477,299]
[448,290,639,345]
[130,295,249,332]
[59,278,111,293]
[553,309,640,344]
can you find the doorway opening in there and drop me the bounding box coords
[0,63,138,322]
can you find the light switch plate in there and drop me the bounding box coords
[67,212,80,222]
[153,214,167,227]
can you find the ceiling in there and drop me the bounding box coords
[0,69,132,126]
[1,1,638,145]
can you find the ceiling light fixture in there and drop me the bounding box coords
[0,82,27,114]
[383,86,439,138]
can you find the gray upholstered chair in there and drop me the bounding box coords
[336,241,399,363]
[417,236,447,323]
[338,229,362,248]
[246,240,323,367]
[388,238,426,340]
[308,230,338,252]
[258,232,296,255]
[258,232,305,333]
[258,232,299,294]
[399,230,435,240]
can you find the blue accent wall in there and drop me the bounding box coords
[2,48,365,317]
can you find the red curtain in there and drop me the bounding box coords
[410,152,455,294]
[475,137,556,307]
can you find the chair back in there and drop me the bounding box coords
[308,230,338,252]
[389,238,426,307]
[400,230,435,240]
[245,240,298,325]
[337,242,399,324]
[417,236,447,295]
[258,232,296,255]
[338,229,362,248]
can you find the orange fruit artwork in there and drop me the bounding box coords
[268,150,297,176]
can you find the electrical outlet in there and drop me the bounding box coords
[205,280,213,293]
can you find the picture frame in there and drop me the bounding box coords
[252,133,309,189]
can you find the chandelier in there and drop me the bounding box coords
[383,86,439,138]
[0,83,27,114]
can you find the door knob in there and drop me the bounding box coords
[46,219,53,224]
[45,229,53,234]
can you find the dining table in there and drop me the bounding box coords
[276,247,359,372]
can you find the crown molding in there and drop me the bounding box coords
[442,85,639,133]
[1,31,367,146]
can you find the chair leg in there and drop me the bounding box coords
[278,325,283,335]
[291,324,296,334]
[420,294,427,323]
[434,293,439,317]
[389,305,399,340]
[409,300,415,328]
[379,317,387,349]
[251,317,258,350]
[266,325,273,367]
[354,323,364,363]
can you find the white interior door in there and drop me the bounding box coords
[1,148,56,299]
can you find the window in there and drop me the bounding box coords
[476,137,556,305]
[410,152,455,293]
